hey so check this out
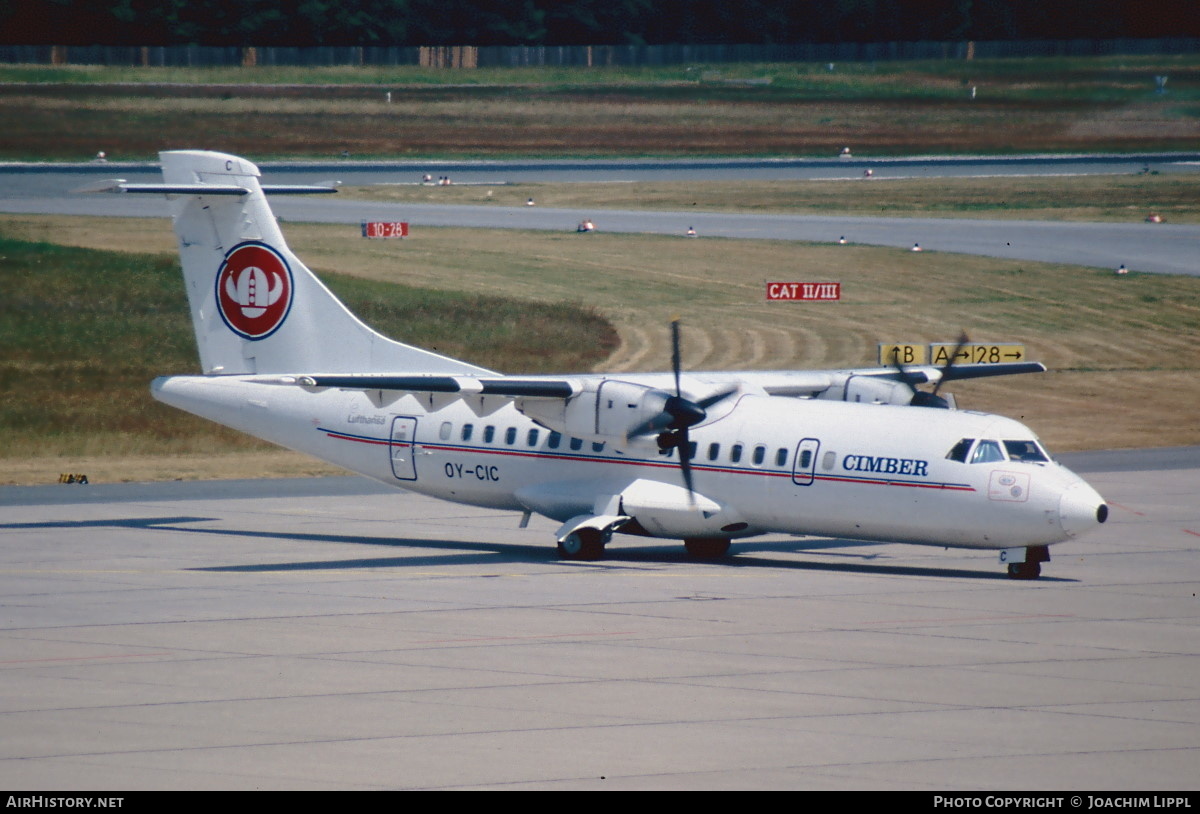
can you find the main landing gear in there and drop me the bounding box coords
[684,537,732,559]
[557,528,606,561]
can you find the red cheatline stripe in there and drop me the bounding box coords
[322,430,975,492]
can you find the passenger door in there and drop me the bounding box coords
[389,416,418,481]
[791,438,820,486]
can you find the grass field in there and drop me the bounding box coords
[1,55,1197,160]
[347,172,1200,223]
[3,212,1199,485]
[2,54,1196,97]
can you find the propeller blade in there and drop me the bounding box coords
[695,385,739,410]
[628,414,671,439]
[931,331,970,397]
[670,318,683,397]
[678,428,696,504]
[669,319,701,504]
[888,346,921,398]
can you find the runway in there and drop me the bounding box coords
[2,153,1199,275]
[1,449,1197,790]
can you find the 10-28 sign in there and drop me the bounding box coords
[361,221,409,238]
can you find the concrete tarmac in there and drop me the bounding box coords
[1,450,1197,790]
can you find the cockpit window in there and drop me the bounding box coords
[946,438,974,463]
[970,439,1006,464]
[1004,440,1049,463]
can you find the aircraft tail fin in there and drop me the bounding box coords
[137,150,491,376]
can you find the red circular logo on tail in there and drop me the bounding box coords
[215,242,293,340]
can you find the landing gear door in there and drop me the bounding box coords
[792,438,820,486]
[389,416,418,481]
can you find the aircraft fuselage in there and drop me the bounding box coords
[153,374,1102,551]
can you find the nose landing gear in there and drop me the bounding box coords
[1003,545,1049,580]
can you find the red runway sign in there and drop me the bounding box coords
[766,282,841,301]
[361,221,409,238]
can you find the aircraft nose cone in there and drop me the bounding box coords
[1059,481,1108,538]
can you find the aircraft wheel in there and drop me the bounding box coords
[684,537,731,559]
[558,529,605,561]
[1007,561,1041,580]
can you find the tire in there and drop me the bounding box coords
[557,529,605,561]
[684,537,732,559]
[1007,561,1041,580]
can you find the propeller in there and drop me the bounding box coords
[635,319,737,502]
[927,331,970,402]
[890,331,969,409]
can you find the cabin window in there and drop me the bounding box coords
[548,432,562,449]
[970,439,1006,464]
[439,422,452,441]
[707,443,720,461]
[822,450,836,470]
[730,444,743,463]
[1004,440,1048,463]
[461,423,474,442]
[752,445,766,465]
[504,427,517,445]
[799,449,812,469]
[775,448,788,467]
[592,441,605,453]
[527,428,540,447]
[483,425,495,444]
[686,441,698,460]
[569,437,583,451]
[946,438,974,462]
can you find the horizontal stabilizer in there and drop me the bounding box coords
[75,180,337,196]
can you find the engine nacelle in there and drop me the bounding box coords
[618,479,742,538]
[821,374,914,406]
[519,379,670,443]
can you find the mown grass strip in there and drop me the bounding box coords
[345,172,1200,223]
[1,54,1197,99]
[1,55,1196,160]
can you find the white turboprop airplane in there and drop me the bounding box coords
[97,150,1109,578]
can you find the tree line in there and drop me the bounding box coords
[1,0,1194,47]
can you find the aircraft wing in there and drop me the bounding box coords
[744,361,1045,397]
[246,361,1047,442]
[259,374,579,399]
[927,361,1046,382]
[248,362,1046,405]
[251,361,1046,400]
